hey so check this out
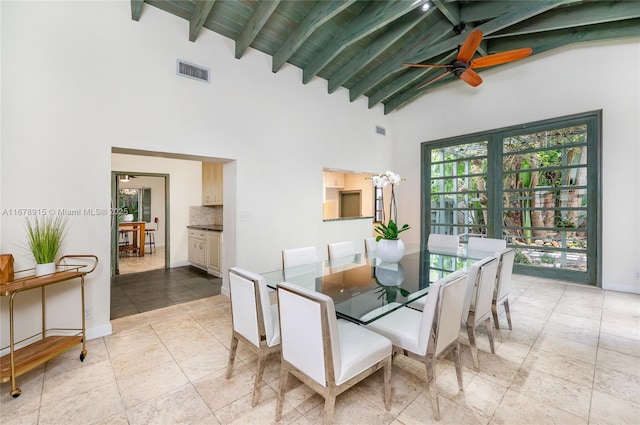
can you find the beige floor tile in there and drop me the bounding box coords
[41,358,116,406]
[532,333,597,364]
[522,349,595,387]
[449,374,508,419]
[490,389,586,425]
[593,365,640,403]
[125,384,211,425]
[596,347,640,377]
[510,368,592,419]
[38,382,124,425]
[0,365,44,420]
[598,332,640,357]
[588,389,640,425]
[176,341,232,382]
[104,324,163,357]
[539,320,600,348]
[194,364,262,412]
[117,360,189,408]
[301,388,396,425]
[397,389,488,424]
[109,342,174,379]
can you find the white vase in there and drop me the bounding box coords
[123,214,134,222]
[374,263,405,286]
[376,239,405,263]
[35,262,56,277]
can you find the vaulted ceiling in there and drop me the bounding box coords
[131,1,640,115]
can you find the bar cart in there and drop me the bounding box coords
[0,255,98,397]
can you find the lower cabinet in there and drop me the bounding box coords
[207,231,222,277]
[188,230,207,270]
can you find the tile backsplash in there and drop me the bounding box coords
[190,206,223,226]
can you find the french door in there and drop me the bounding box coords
[422,111,601,285]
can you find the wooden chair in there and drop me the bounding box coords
[275,281,392,424]
[226,267,281,407]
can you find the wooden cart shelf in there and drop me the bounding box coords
[0,255,97,397]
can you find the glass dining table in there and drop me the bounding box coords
[262,244,492,325]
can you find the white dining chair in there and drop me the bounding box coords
[492,248,515,342]
[427,233,459,254]
[467,236,506,257]
[275,281,392,424]
[365,273,469,421]
[226,267,281,407]
[282,246,319,269]
[461,256,499,371]
[327,241,355,259]
[406,269,466,311]
[364,237,377,253]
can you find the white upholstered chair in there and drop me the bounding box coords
[461,257,499,371]
[364,237,377,253]
[406,269,466,311]
[365,273,469,421]
[275,281,392,424]
[327,241,355,259]
[467,236,506,257]
[282,246,319,269]
[492,248,515,342]
[226,267,281,407]
[427,233,459,254]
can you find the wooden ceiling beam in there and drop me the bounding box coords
[189,0,216,42]
[404,0,571,64]
[235,0,281,59]
[272,0,356,73]
[328,10,433,93]
[131,0,144,21]
[302,0,421,84]
[349,18,451,102]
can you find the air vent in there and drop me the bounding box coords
[375,126,386,136]
[176,59,210,83]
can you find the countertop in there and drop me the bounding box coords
[187,224,223,232]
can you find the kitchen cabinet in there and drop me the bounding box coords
[202,162,223,205]
[188,229,207,270]
[207,231,223,277]
[324,171,345,188]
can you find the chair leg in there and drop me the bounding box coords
[275,367,289,421]
[492,301,503,343]
[504,299,513,330]
[252,351,268,407]
[485,317,496,354]
[383,356,392,411]
[466,314,479,371]
[226,335,238,379]
[425,356,440,421]
[322,394,337,425]
[452,343,464,392]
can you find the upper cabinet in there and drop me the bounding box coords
[202,162,223,206]
[324,171,345,188]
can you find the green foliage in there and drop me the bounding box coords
[514,251,531,264]
[540,253,556,264]
[24,216,68,264]
[375,220,410,241]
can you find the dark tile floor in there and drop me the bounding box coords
[110,266,222,319]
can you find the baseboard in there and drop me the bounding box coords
[87,322,113,340]
[602,281,640,294]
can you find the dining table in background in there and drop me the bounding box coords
[118,221,146,257]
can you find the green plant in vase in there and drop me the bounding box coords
[24,215,68,276]
[370,171,411,263]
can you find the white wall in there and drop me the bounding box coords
[0,1,392,345]
[391,38,640,294]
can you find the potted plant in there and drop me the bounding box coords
[371,171,411,263]
[25,215,68,276]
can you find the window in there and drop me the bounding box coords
[422,111,601,285]
[323,169,375,221]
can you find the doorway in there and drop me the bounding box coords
[111,172,170,276]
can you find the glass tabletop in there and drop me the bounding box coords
[262,244,489,325]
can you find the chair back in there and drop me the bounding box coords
[470,258,499,323]
[461,257,495,323]
[467,237,506,257]
[364,237,377,253]
[428,234,458,254]
[494,248,515,301]
[282,246,319,269]
[433,274,469,357]
[277,282,340,388]
[229,267,280,347]
[417,271,466,355]
[327,241,355,259]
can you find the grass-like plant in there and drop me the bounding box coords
[24,216,68,264]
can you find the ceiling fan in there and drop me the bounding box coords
[404,29,532,89]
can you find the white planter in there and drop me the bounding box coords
[35,262,56,277]
[376,239,405,263]
[374,263,405,286]
[123,214,134,222]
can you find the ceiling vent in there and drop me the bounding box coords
[176,59,210,83]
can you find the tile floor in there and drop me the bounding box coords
[118,247,166,275]
[111,264,222,320]
[2,275,639,425]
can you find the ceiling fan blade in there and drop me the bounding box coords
[417,71,453,89]
[470,48,532,69]
[403,63,451,69]
[459,69,483,87]
[457,29,483,63]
